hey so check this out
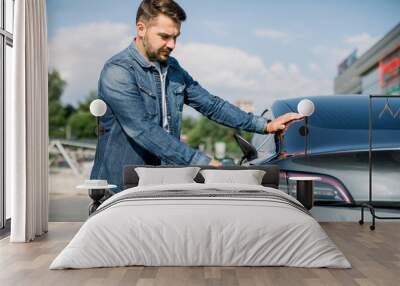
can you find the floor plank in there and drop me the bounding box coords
[0,222,399,286]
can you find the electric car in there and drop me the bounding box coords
[234,95,400,207]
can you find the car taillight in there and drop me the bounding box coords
[280,171,352,204]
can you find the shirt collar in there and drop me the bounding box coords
[128,40,152,68]
[154,61,169,76]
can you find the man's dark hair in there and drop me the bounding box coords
[136,0,186,24]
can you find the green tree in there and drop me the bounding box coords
[181,116,197,135]
[64,104,77,119]
[185,116,253,160]
[67,91,97,139]
[67,112,97,139]
[77,91,98,112]
[48,69,65,102]
[48,69,67,138]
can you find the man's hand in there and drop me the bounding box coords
[208,159,222,167]
[264,112,304,134]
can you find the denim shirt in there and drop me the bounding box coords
[90,42,268,192]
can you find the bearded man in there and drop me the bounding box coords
[90,0,303,193]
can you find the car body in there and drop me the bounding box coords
[246,95,400,206]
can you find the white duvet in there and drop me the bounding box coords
[50,183,351,269]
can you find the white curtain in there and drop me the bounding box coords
[7,0,49,242]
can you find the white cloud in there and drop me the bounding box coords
[309,63,321,73]
[49,22,133,105]
[174,42,332,115]
[311,45,354,75]
[345,32,379,56]
[312,45,352,64]
[174,42,266,92]
[310,32,379,78]
[254,28,289,41]
[49,23,331,114]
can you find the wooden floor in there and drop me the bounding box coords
[0,222,399,286]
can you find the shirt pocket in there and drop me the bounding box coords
[172,83,186,112]
[138,83,158,117]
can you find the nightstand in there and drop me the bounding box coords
[77,180,117,215]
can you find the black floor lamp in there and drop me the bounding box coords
[81,99,115,215]
[89,99,107,145]
[297,99,315,156]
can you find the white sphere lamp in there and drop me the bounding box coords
[297,99,315,117]
[90,99,107,117]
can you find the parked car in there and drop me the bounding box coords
[234,95,400,207]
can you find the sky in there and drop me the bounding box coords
[46,0,400,116]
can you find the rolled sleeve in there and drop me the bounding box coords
[189,151,212,165]
[252,115,268,134]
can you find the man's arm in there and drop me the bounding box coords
[179,66,268,134]
[99,63,211,165]
[178,62,304,134]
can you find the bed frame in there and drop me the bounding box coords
[123,164,280,190]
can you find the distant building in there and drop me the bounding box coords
[235,100,255,113]
[334,23,400,95]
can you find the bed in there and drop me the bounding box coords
[49,165,351,269]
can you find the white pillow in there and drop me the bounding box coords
[200,169,266,185]
[135,167,201,186]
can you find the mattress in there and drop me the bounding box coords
[49,183,351,269]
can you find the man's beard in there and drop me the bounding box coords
[143,35,171,64]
